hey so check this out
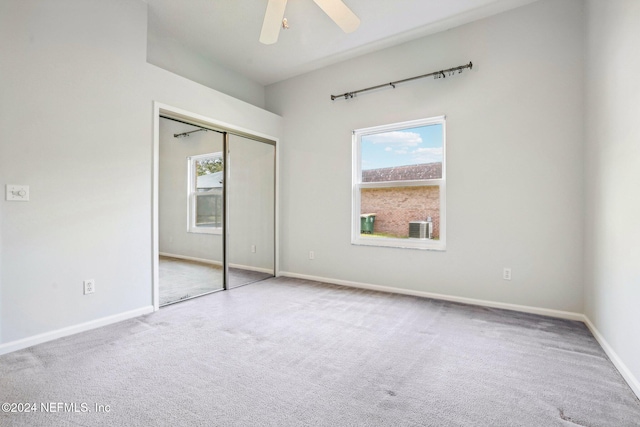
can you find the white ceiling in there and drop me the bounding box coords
[146,0,538,86]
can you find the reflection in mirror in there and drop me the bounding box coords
[227,134,275,288]
[158,117,224,305]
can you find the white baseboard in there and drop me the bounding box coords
[583,316,640,400]
[230,263,273,275]
[160,252,222,266]
[160,252,273,274]
[278,271,585,321]
[0,305,154,356]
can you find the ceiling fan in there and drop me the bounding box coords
[260,0,360,45]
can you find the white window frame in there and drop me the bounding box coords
[188,152,223,235]
[352,116,446,251]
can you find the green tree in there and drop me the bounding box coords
[196,157,223,176]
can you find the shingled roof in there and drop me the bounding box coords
[362,163,442,182]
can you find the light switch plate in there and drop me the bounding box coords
[6,185,29,201]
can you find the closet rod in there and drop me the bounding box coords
[330,61,473,101]
[160,115,276,146]
[174,129,208,138]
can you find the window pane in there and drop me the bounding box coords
[196,191,222,228]
[361,123,442,182]
[195,156,223,226]
[360,186,439,240]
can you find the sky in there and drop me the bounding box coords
[361,123,443,170]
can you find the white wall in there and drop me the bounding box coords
[267,0,585,312]
[584,0,640,393]
[147,30,266,109]
[0,0,281,345]
[159,118,224,262]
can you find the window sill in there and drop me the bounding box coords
[352,236,445,251]
[188,227,223,235]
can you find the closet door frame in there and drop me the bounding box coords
[152,102,278,311]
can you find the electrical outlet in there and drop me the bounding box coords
[84,279,95,294]
[251,245,256,253]
[309,251,315,260]
[503,268,512,281]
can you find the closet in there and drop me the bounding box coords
[156,116,275,306]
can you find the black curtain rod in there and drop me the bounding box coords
[330,61,473,101]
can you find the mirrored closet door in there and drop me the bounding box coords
[157,117,275,306]
[226,134,275,288]
[158,117,224,305]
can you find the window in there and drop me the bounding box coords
[188,152,223,234]
[352,116,446,250]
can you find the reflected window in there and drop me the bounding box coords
[188,153,223,233]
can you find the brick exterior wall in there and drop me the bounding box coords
[362,163,441,182]
[361,186,440,238]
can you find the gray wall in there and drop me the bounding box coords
[147,30,266,109]
[0,0,281,344]
[584,0,640,393]
[228,135,275,272]
[267,0,585,312]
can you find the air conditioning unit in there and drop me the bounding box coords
[409,221,432,239]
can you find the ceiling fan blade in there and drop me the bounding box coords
[260,0,288,45]
[312,0,360,33]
